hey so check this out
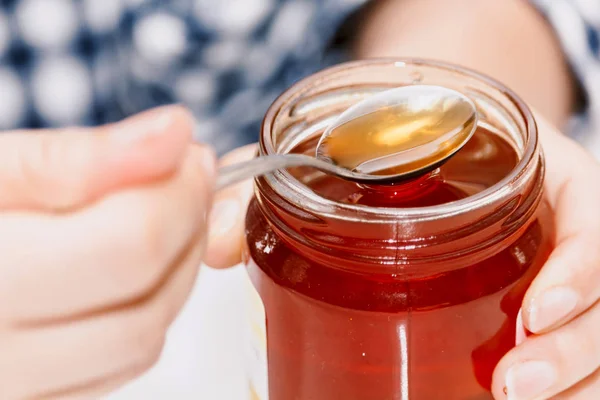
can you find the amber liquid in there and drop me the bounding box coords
[245,126,553,399]
[317,97,476,176]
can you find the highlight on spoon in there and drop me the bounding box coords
[315,85,478,177]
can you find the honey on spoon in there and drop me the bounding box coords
[216,85,477,189]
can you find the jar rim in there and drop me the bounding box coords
[258,58,539,223]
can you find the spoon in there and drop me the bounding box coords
[215,85,477,190]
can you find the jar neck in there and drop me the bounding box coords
[254,153,544,276]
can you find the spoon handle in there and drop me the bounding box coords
[215,154,403,190]
[216,154,324,190]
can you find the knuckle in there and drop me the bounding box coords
[554,324,598,371]
[15,133,87,208]
[15,135,53,192]
[140,335,165,370]
[555,330,580,361]
[581,239,600,272]
[112,208,169,298]
[140,212,170,270]
[146,296,174,332]
[129,335,165,375]
[554,234,600,291]
[572,237,600,295]
[107,172,199,301]
[140,329,166,362]
[129,315,168,367]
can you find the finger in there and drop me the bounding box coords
[0,144,216,322]
[204,143,257,268]
[552,367,600,400]
[0,217,207,399]
[520,113,600,334]
[492,298,600,400]
[0,105,193,211]
[40,367,145,400]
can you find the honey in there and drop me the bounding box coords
[317,91,476,177]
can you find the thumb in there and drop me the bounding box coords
[0,105,194,211]
[204,144,257,268]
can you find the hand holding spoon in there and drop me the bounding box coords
[216,85,477,190]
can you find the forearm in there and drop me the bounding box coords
[354,0,575,128]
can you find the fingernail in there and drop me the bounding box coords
[515,308,527,346]
[208,199,240,241]
[528,287,579,332]
[110,107,175,145]
[505,361,556,400]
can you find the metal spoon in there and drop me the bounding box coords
[216,85,477,190]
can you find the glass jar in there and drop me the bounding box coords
[242,59,554,400]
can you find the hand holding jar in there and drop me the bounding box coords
[491,113,600,400]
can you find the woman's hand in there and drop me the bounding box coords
[492,113,600,399]
[0,106,217,399]
[204,144,257,268]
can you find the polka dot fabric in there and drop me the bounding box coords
[0,0,367,153]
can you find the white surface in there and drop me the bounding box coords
[106,265,249,400]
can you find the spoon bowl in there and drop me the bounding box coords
[216,85,477,190]
[315,85,477,176]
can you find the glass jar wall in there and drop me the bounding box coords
[243,59,554,400]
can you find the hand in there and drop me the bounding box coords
[492,113,600,399]
[0,106,216,399]
[204,144,257,268]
